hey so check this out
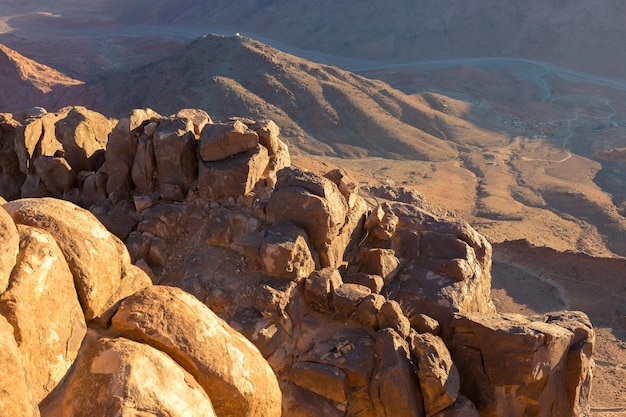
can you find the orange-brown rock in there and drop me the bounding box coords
[0,205,19,293]
[131,134,157,194]
[360,248,400,283]
[53,106,114,172]
[42,335,216,417]
[105,108,161,196]
[32,155,77,198]
[260,226,316,281]
[290,361,349,405]
[0,314,40,417]
[0,224,86,403]
[364,202,398,240]
[0,115,24,200]
[409,331,460,417]
[198,145,269,201]
[153,116,198,189]
[370,328,425,417]
[449,311,594,417]
[199,120,260,162]
[304,267,343,313]
[110,285,282,417]
[432,395,480,417]
[3,198,123,321]
[333,283,372,319]
[266,167,349,267]
[377,300,411,338]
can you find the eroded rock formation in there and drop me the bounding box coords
[0,107,595,416]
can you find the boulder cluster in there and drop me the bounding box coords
[0,106,595,417]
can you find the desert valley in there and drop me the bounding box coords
[1,1,625,416]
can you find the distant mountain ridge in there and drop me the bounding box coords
[100,34,485,160]
[99,0,626,81]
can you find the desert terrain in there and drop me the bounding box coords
[1,2,626,415]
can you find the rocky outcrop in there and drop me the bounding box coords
[0,198,282,417]
[0,107,595,417]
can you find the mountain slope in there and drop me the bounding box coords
[0,43,93,113]
[100,34,481,160]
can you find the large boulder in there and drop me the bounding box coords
[260,225,316,281]
[199,120,259,162]
[266,168,349,267]
[0,205,19,293]
[370,329,425,417]
[41,335,216,417]
[0,225,86,403]
[110,285,282,417]
[152,117,198,189]
[105,108,161,196]
[131,134,157,194]
[198,145,269,201]
[409,332,460,417]
[3,198,124,321]
[53,106,114,172]
[0,314,40,417]
[0,115,25,199]
[449,312,594,417]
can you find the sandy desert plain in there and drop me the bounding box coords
[1,3,626,415]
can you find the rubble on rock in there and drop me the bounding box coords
[0,107,595,416]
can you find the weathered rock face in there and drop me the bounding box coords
[3,198,124,322]
[0,224,86,403]
[110,285,282,417]
[0,314,40,417]
[42,334,217,417]
[0,108,595,417]
[0,205,19,293]
[449,311,595,417]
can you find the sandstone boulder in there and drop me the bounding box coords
[110,285,282,417]
[409,332,459,417]
[131,134,157,194]
[0,205,19,293]
[0,225,86,403]
[175,108,212,136]
[33,155,77,198]
[304,267,343,313]
[354,293,386,329]
[41,335,216,417]
[267,168,349,267]
[105,108,161,195]
[0,115,25,199]
[198,145,269,201]
[377,300,411,338]
[260,226,316,281]
[364,202,398,240]
[153,117,198,189]
[360,248,400,283]
[53,106,114,172]
[432,395,479,417]
[200,120,259,162]
[14,112,64,174]
[449,312,590,417]
[3,198,123,321]
[290,361,349,405]
[345,272,384,293]
[0,314,40,417]
[370,329,425,417]
[333,283,372,319]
